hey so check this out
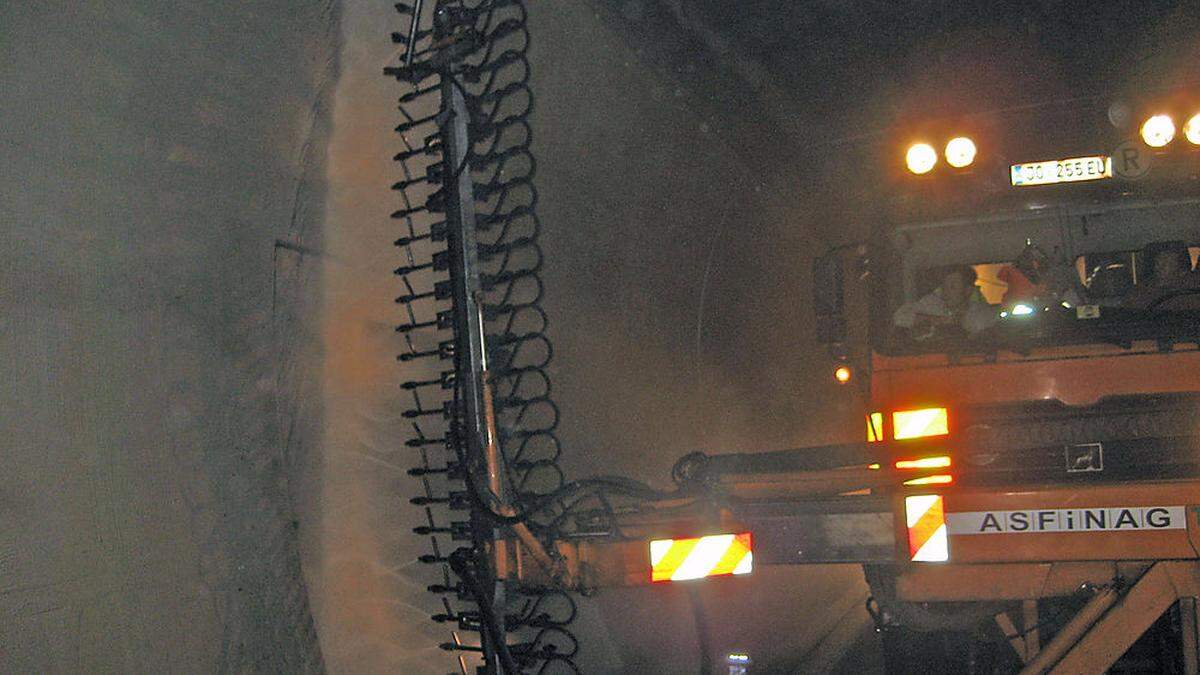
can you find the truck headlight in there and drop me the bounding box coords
[906,143,937,175]
[1185,113,1200,146]
[1141,114,1175,148]
[945,136,977,168]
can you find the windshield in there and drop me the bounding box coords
[877,201,1200,355]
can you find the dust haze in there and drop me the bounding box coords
[2,2,871,673]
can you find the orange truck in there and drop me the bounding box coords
[500,101,1200,673]
[809,97,1200,671]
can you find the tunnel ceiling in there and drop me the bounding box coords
[603,0,1200,143]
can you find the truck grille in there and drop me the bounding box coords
[955,394,1200,483]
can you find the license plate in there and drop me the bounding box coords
[1010,155,1112,187]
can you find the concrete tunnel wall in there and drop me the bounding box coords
[1,3,337,671]
[2,2,872,672]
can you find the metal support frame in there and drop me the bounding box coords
[441,73,509,673]
[1007,561,1200,674]
[995,612,1030,664]
[1021,600,1040,663]
[1181,597,1199,675]
[403,0,425,67]
[441,70,490,515]
[395,2,562,671]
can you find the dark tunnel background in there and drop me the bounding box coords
[2,1,1198,673]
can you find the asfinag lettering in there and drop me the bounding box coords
[947,506,1185,536]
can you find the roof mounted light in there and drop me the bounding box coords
[945,137,977,168]
[1141,114,1175,148]
[1185,113,1200,146]
[905,143,937,175]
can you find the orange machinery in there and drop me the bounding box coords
[494,113,1200,670]
[490,317,1200,672]
[494,430,1200,673]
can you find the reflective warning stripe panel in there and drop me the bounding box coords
[867,412,883,442]
[650,533,753,582]
[905,495,949,562]
[892,407,949,440]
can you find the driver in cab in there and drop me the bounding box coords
[893,264,997,340]
[1123,241,1200,310]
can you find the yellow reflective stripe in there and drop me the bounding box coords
[650,538,700,582]
[670,534,736,581]
[909,501,943,550]
[867,412,883,442]
[912,524,948,562]
[709,533,753,577]
[731,550,753,575]
[905,494,940,528]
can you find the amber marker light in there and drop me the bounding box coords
[895,456,952,470]
[903,474,954,486]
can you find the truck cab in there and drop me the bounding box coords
[821,97,1200,489]
[811,96,1200,672]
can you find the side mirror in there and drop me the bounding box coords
[812,251,846,344]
